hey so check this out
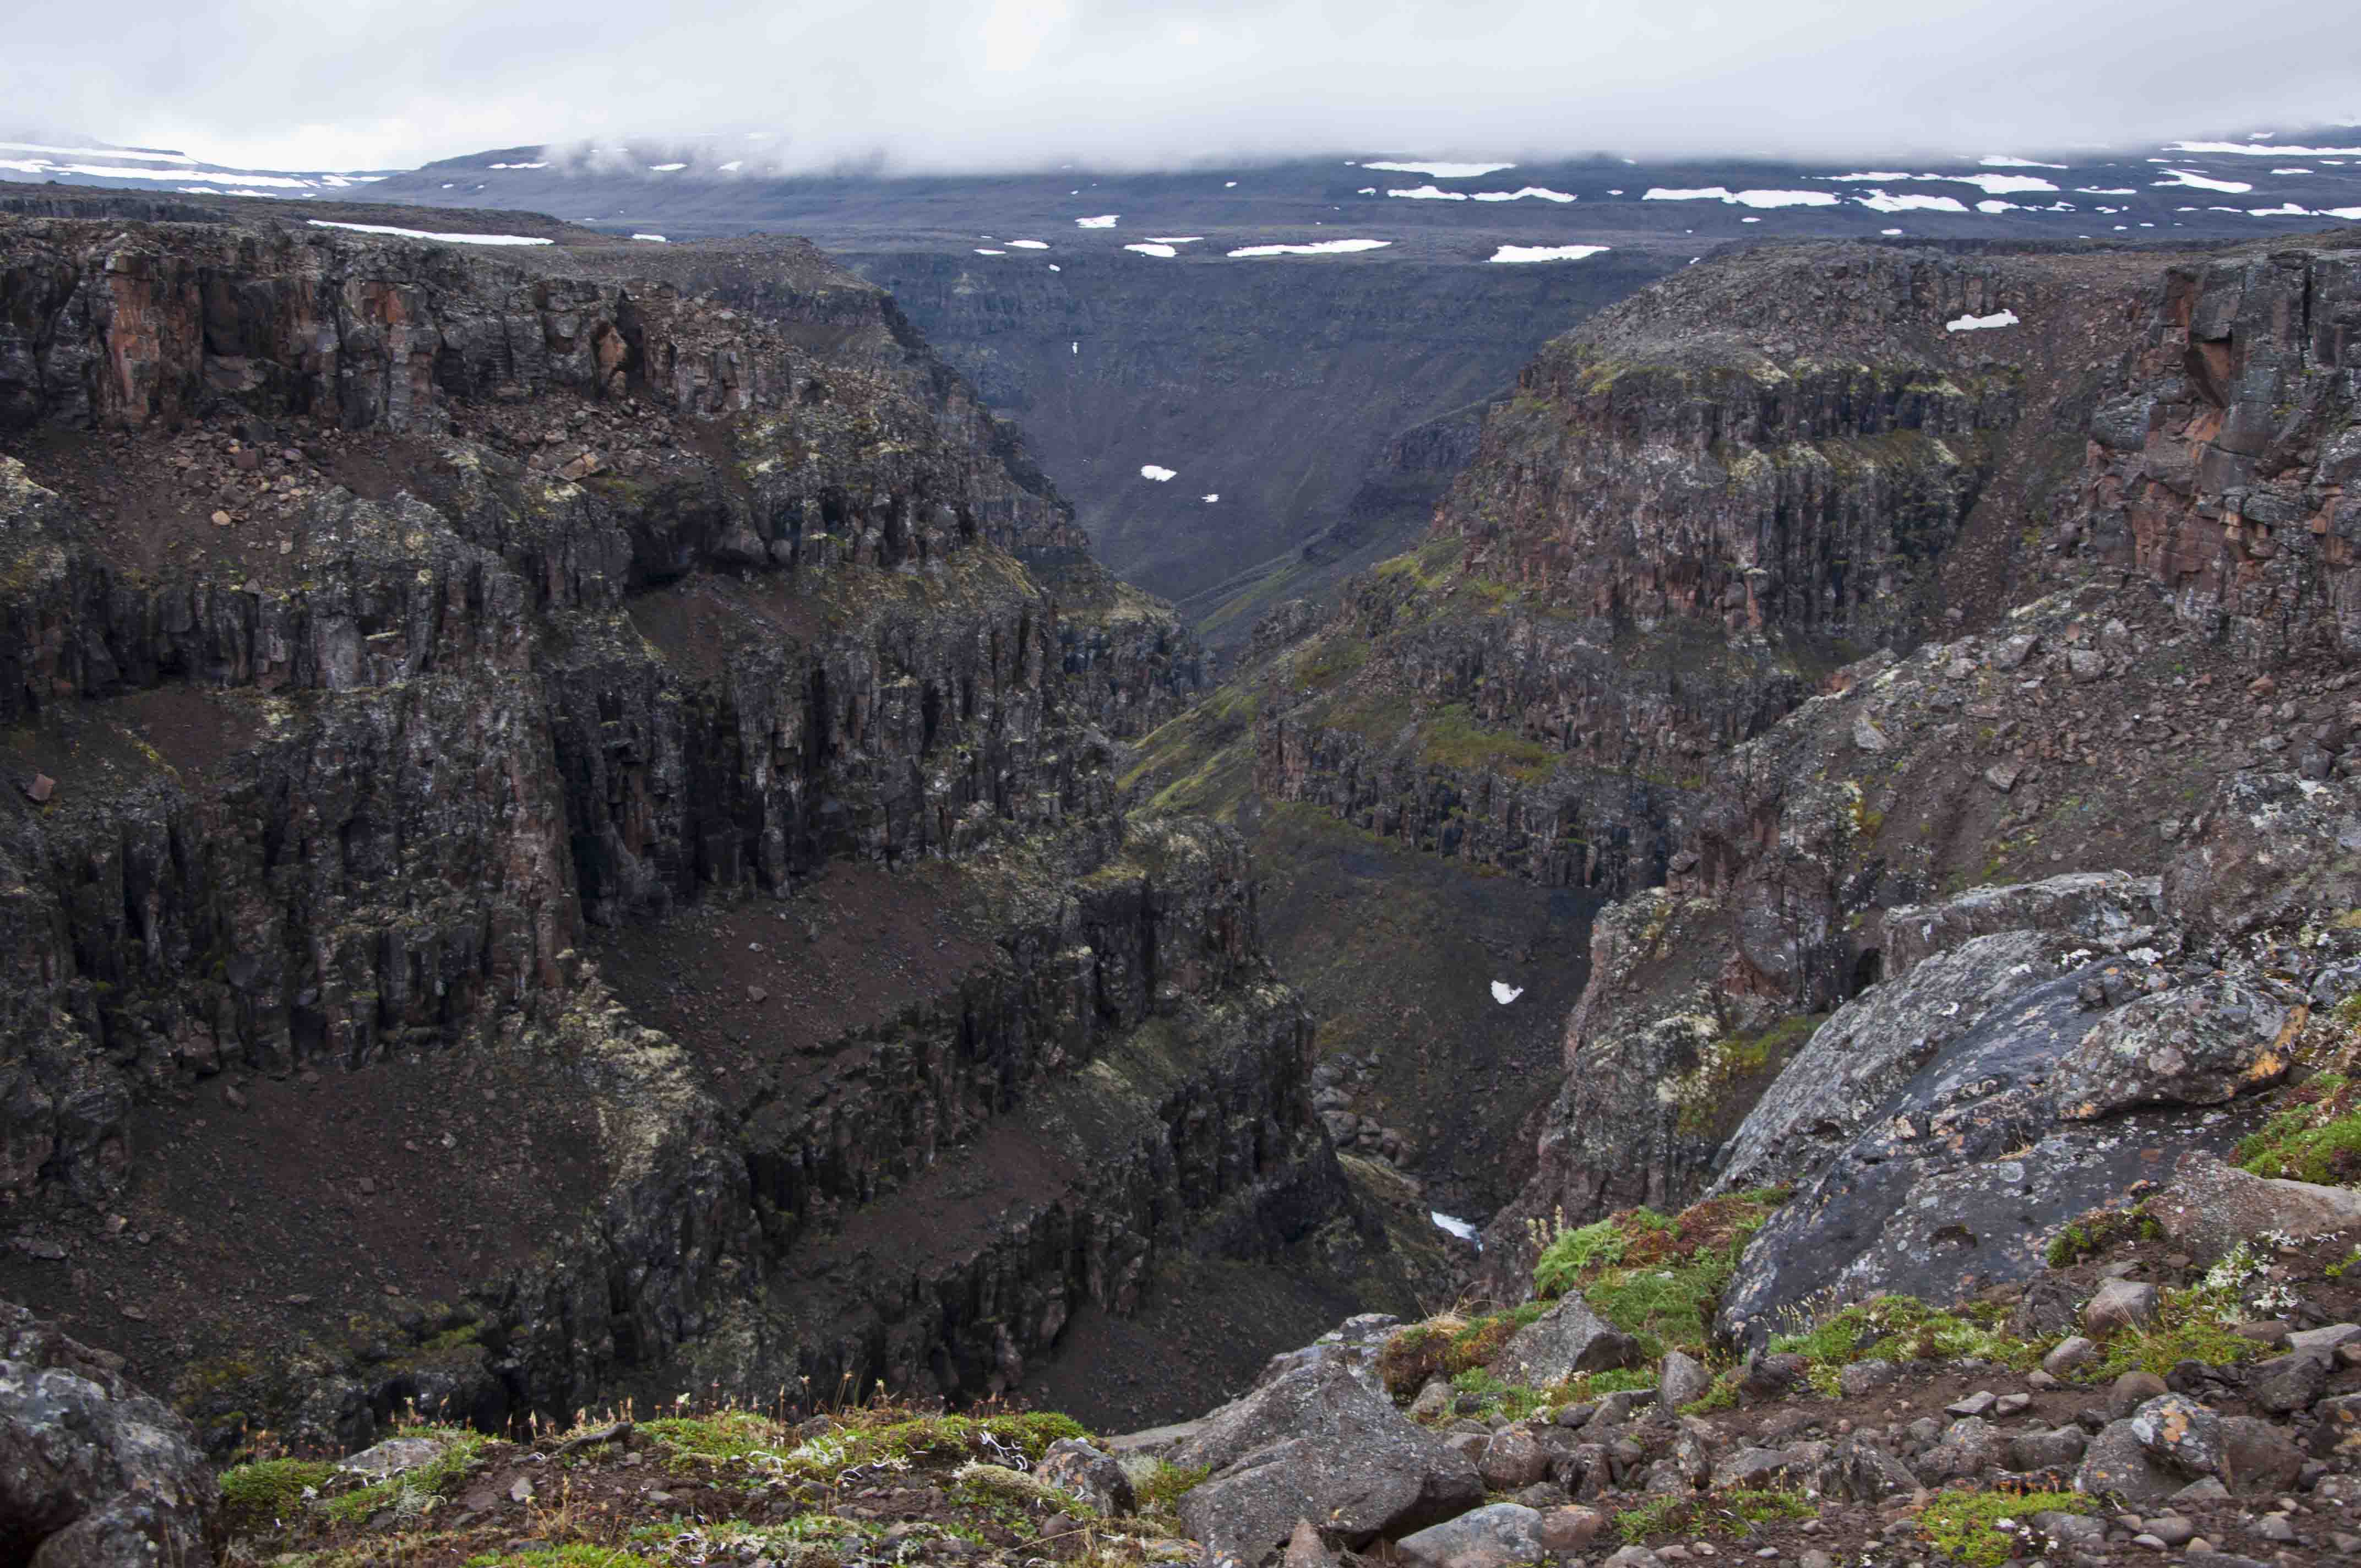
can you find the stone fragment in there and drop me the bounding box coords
[1836,1359,1898,1397]
[1037,1439,1136,1515]
[1657,1350,1710,1412]
[1173,1360,1482,1562]
[2108,1371,2170,1419]
[1477,1432,1551,1491]
[1852,717,1891,752]
[2044,1335,2099,1376]
[2148,1153,2361,1264]
[1538,1506,1604,1553]
[2245,1353,2326,1415]
[1918,1416,2000,1483]
[1985,761,2022,793]
[2085,1279,2160,1335]
[1281,1521,1333,1568]
[2008,1425,2088,1471]
[1395,1505,1547,1568]
[1490,1296,1641,1385]
[1945,1391,1997,1417]
[2219,1417,2302,1494]
[24,772,53,803]
[2129,1393,2222,1476]
[2076,1419,2184,1504]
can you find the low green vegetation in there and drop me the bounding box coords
[2091,1273,2266,1379]
[1375,1304,1548,1395]
[1531,1190,1788,1359]
[1918,1491,2089,1567]
[324,1427,490,1524]
[1769,1295,2043,1394]
[217,1457,339,1533]
[1416,703,1558,784]
[1616,1488,1814,1543]
[2237,1071,2361,1185]
[2044,1205,2159,1267]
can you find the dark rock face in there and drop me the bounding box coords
[0,215,1366,1448]
[0,1299,218,1568]
[1707,873,2305,1342]
[2068,248,2361,663]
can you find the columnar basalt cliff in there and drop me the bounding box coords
[2068,245,2361,660]
[0,214,1396,1452]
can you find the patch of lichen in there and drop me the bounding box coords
[1666,1015,1827,1140]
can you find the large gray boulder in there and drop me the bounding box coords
[2148,1151,2361,1264]
[0,1300,219,1567]
[1488,1296,1640,1385]
[1710,929,2064,1196]
[2050,986,2289,1120]
[2076,1418,2184,1504]
[1882,873,2163,979]
[1173,1359,1483,1564]
[1716,954,2247,1342]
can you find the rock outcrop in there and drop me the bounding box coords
[0,213,1378,1451]
[0,1300,219,1567]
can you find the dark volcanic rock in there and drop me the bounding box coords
[1172,1358,1483,1564]
[0,1299,218,1568]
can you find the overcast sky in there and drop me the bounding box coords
[6,0,2355,173]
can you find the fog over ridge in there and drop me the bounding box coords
[2,0,2353,176]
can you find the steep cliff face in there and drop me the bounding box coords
[2068,244,2361,661]
[1118,236,2361,1315]
[1456,235,2361,1299]
[0,214,1393,1451]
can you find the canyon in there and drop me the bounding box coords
[9,170,2361,1568]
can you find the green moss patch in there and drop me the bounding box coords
[1770,1295,2043,1392]
[1532,1190,1787,1358]
[1918,1491,2088,1567]
[218,1458,339,1533]
[2238,1072,2361,1185]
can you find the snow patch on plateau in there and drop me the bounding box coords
[1644,187,1837,208]
[1124,243,1178,257]
[1006,239,1049,249]
[2166,141,2361,157]
[1074,214,1118,228]
[1227,238,1391,257]
[308,221,551,246]
[1140,465,1177,482]
[1854,192,1968,214]
[1490,981,1524,1005]
[1488,244,1611,263]
[2155,170,2254,193]
[1946,310,2020,332]
[631,233,667,242]
[1361,160,1514,178]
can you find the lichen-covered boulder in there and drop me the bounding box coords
[1172,1359,1482,1564]
[2149,1151,2361,1265]
[0,1300,218,1567]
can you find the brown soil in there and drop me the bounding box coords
[627,570,829,682]
[0,1046,610,1398]
[588,859,1001,1113]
